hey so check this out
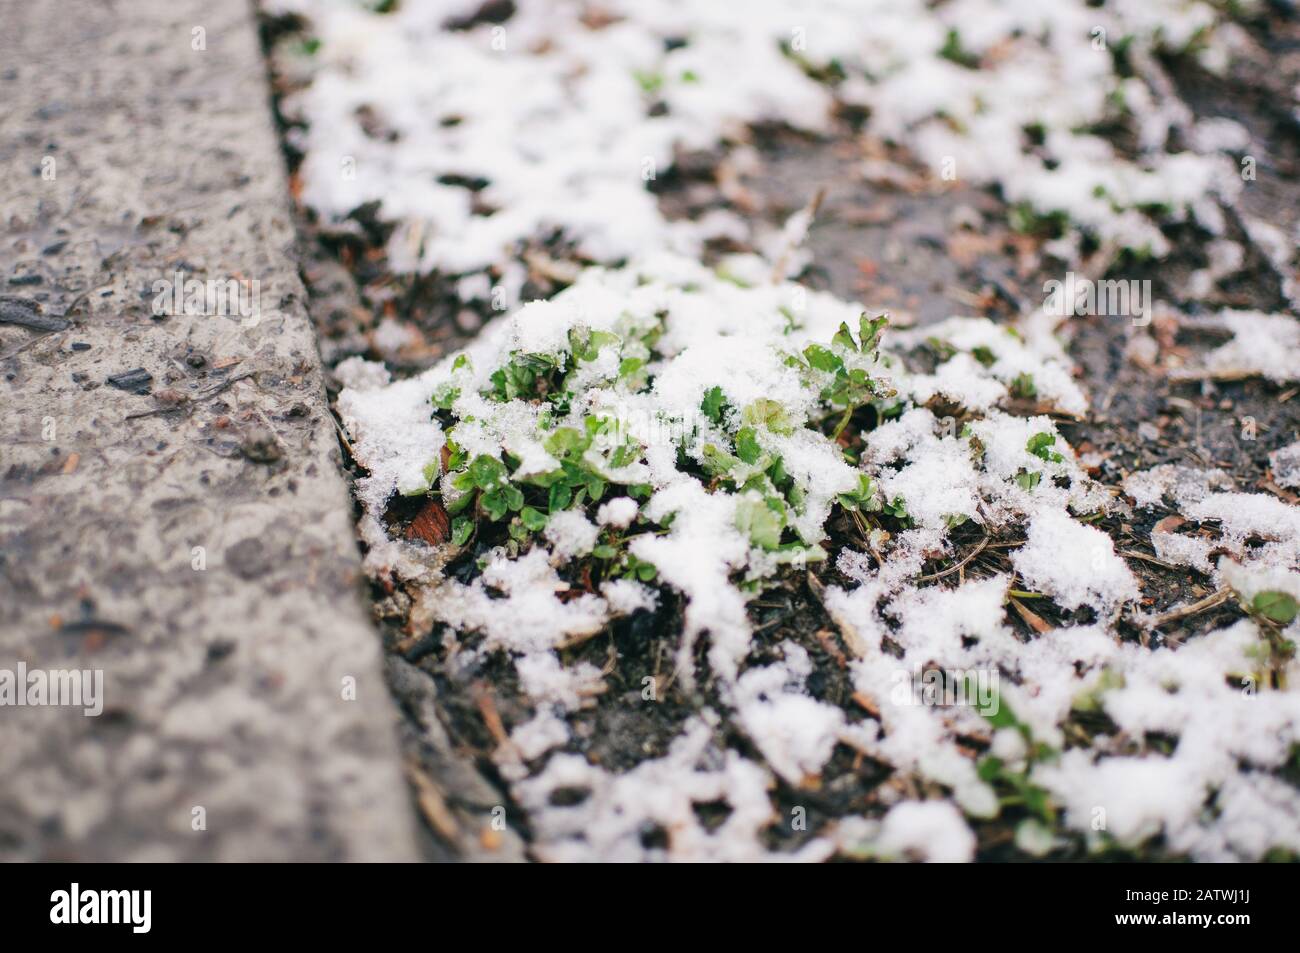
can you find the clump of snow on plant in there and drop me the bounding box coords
[1011,510,1139,613]
[335,359,445,512]
[891,318,1088,417]
[272,0,1244,302]
[344,253,881,698]
[1035,617,1300,858]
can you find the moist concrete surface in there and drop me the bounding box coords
[0,0,420,860]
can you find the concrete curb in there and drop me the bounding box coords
[0,0,419,860]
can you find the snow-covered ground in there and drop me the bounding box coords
[270,0,1300,861]
[273,0,1259,305]
[336,252,1300,861]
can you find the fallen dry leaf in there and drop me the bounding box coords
[405,498,451,546]
[1010,597,1053,634]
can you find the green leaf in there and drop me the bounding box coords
[545,427,590,458]
[883,495,908,519]
[773,543,827,565]
[446,489,475,515]
[432,383,460,410]
[767,455,789,488]
[451,517,474,547]
[700,386,727,425]
[633,69,663,94]
[735,494,786,550]
[858,314,888,352]
[927,337,957,362]
[1015,470,1042,491]
[837,474,878,512]
[617,357,645,384]
[701,444,742,477]
[1010,372,1037,399]
[468,455,507,489]
[803,344,842,373]
[570,328,619,362]
[742,398,795,435]
[548,482,573,512]
[481,488,510,521]
[1253,590,1299,625]
[520,506,549,532]
[982,698,1019,732]
[831,322,857,352]
[939,28,978,68]
[1026,431,1064,463]
[735,427,762,464]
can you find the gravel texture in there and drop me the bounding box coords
[0,0,420,861]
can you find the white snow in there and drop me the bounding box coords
[846,800,977,863]
[1010,510,1141,613]
[1124,464,1234,509]
[1271,442,1300,490]
[515,716,835,862]
[543,510,599,560]
[272,0,1246,302]
[1196,310,1300,383]
[733,644,846,784]
[596,496,640,529]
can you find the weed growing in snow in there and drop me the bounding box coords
[334,250,1300,862]
[343,254,891,687]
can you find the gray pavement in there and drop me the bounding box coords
[0,0,420,860]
